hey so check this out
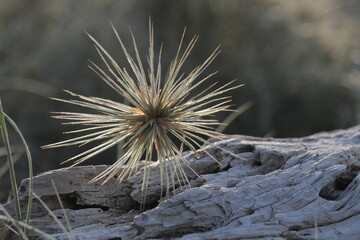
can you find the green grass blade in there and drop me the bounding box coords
[4,112,33,234]
[0,99,22,223]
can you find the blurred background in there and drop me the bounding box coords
[1,0,360,201]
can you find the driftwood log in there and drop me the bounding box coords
[1,125,360,239]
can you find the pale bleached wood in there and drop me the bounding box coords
[1,125,360,240]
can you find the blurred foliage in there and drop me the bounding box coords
[1,0,360,200]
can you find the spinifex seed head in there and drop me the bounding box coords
[43,21,242,200]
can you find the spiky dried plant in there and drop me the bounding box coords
[43,21,242,198]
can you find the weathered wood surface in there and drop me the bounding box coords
[1,125,360,239]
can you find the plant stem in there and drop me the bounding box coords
[0,98,22,222]
[4,112,33,234]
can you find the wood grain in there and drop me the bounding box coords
[2,125,360,239]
